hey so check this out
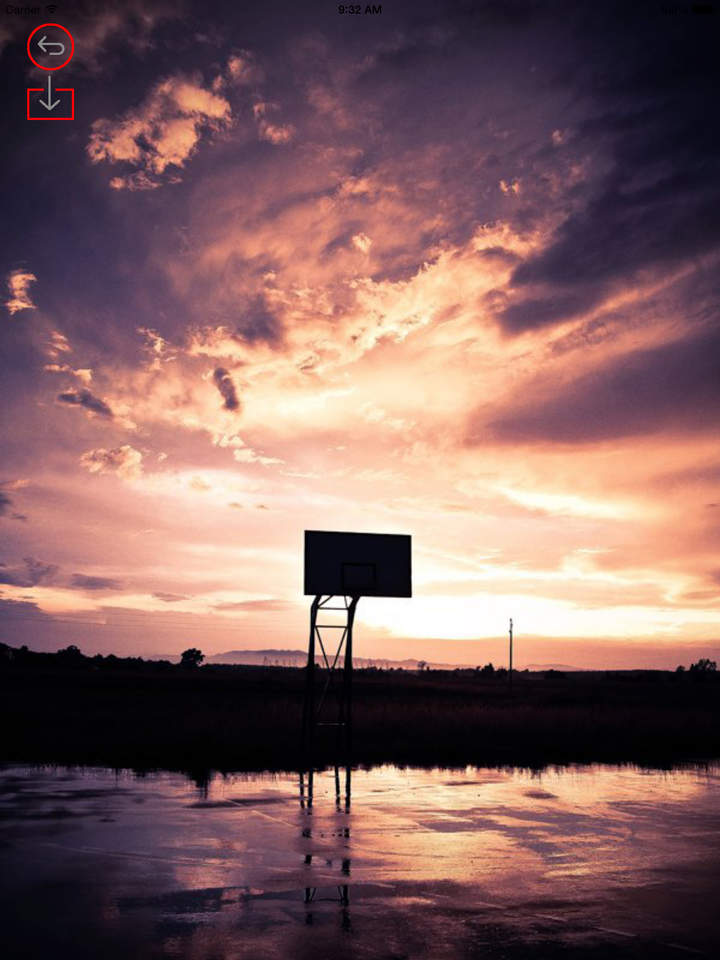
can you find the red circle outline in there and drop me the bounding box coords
[27,24,74,71]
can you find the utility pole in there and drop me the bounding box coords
[509,617,513,692]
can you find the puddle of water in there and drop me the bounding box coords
[1,762,719,958]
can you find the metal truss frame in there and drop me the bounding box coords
[301,594,359,756]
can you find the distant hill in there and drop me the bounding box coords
[209,648,305,666]
[205,648,469,670]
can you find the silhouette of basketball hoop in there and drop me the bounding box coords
[301,530,412,757]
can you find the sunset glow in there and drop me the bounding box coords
[2,0,718,668]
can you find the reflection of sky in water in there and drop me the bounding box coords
[1,763,719,958]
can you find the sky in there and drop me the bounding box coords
[1,0,718,668]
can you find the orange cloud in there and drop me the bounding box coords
[88,74,232,188]
[5,269,37,316]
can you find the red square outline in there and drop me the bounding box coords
[27,87,75,120]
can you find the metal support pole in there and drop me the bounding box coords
[509,617,513,692]
[344,596,359,755]
[302,596,320,755]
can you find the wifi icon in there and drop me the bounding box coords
[46,4,58,13]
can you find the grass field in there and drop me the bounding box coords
[2,646,719,774]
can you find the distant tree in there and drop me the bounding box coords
[57,644,84,663]
[417,660,427,672]
[181,647,204,669]
[689,658,717,674]
[675,665,686,674]
[479,662,494,676]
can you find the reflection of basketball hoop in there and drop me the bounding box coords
[301,531,412,757]
[300,765,352,918]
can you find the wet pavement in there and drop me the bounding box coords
[1,762,719,958]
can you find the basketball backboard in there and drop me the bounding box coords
[304,530,412,598]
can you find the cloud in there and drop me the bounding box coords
[240,294,283,344]
[491,6,720,335]
[189,475,211,492]
[0,557,58,588]
[352,232,372,254]
[0,483,28,522]
[212,367,241,411]
[0,598,52,623]
[499,178,521,195]
[224,51,264,87]
[253,101,295,144]
[57,389,114,418]
[109,172,168,192]
[138,327,174,368]
[232,448,283,467]
[87,73,231,189]
[5,270,37,315]
[70,574,123,591]
[212,598,292,612]
[482,326,720,444]
[79,445,143,479]
[182,217,530,383]
[46,331,71,359]
[499,289,599,333]
[653,462,720,493]
[44,364,93,384]
[0,1,179,70]
[152,592,188,603]
[77,3,177,66]
[55,2,180,72]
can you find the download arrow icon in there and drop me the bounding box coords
[37,35,66,56]
[38,75,60,111]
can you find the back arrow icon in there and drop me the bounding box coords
[37,35,66,56]
[38,75,60,111]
